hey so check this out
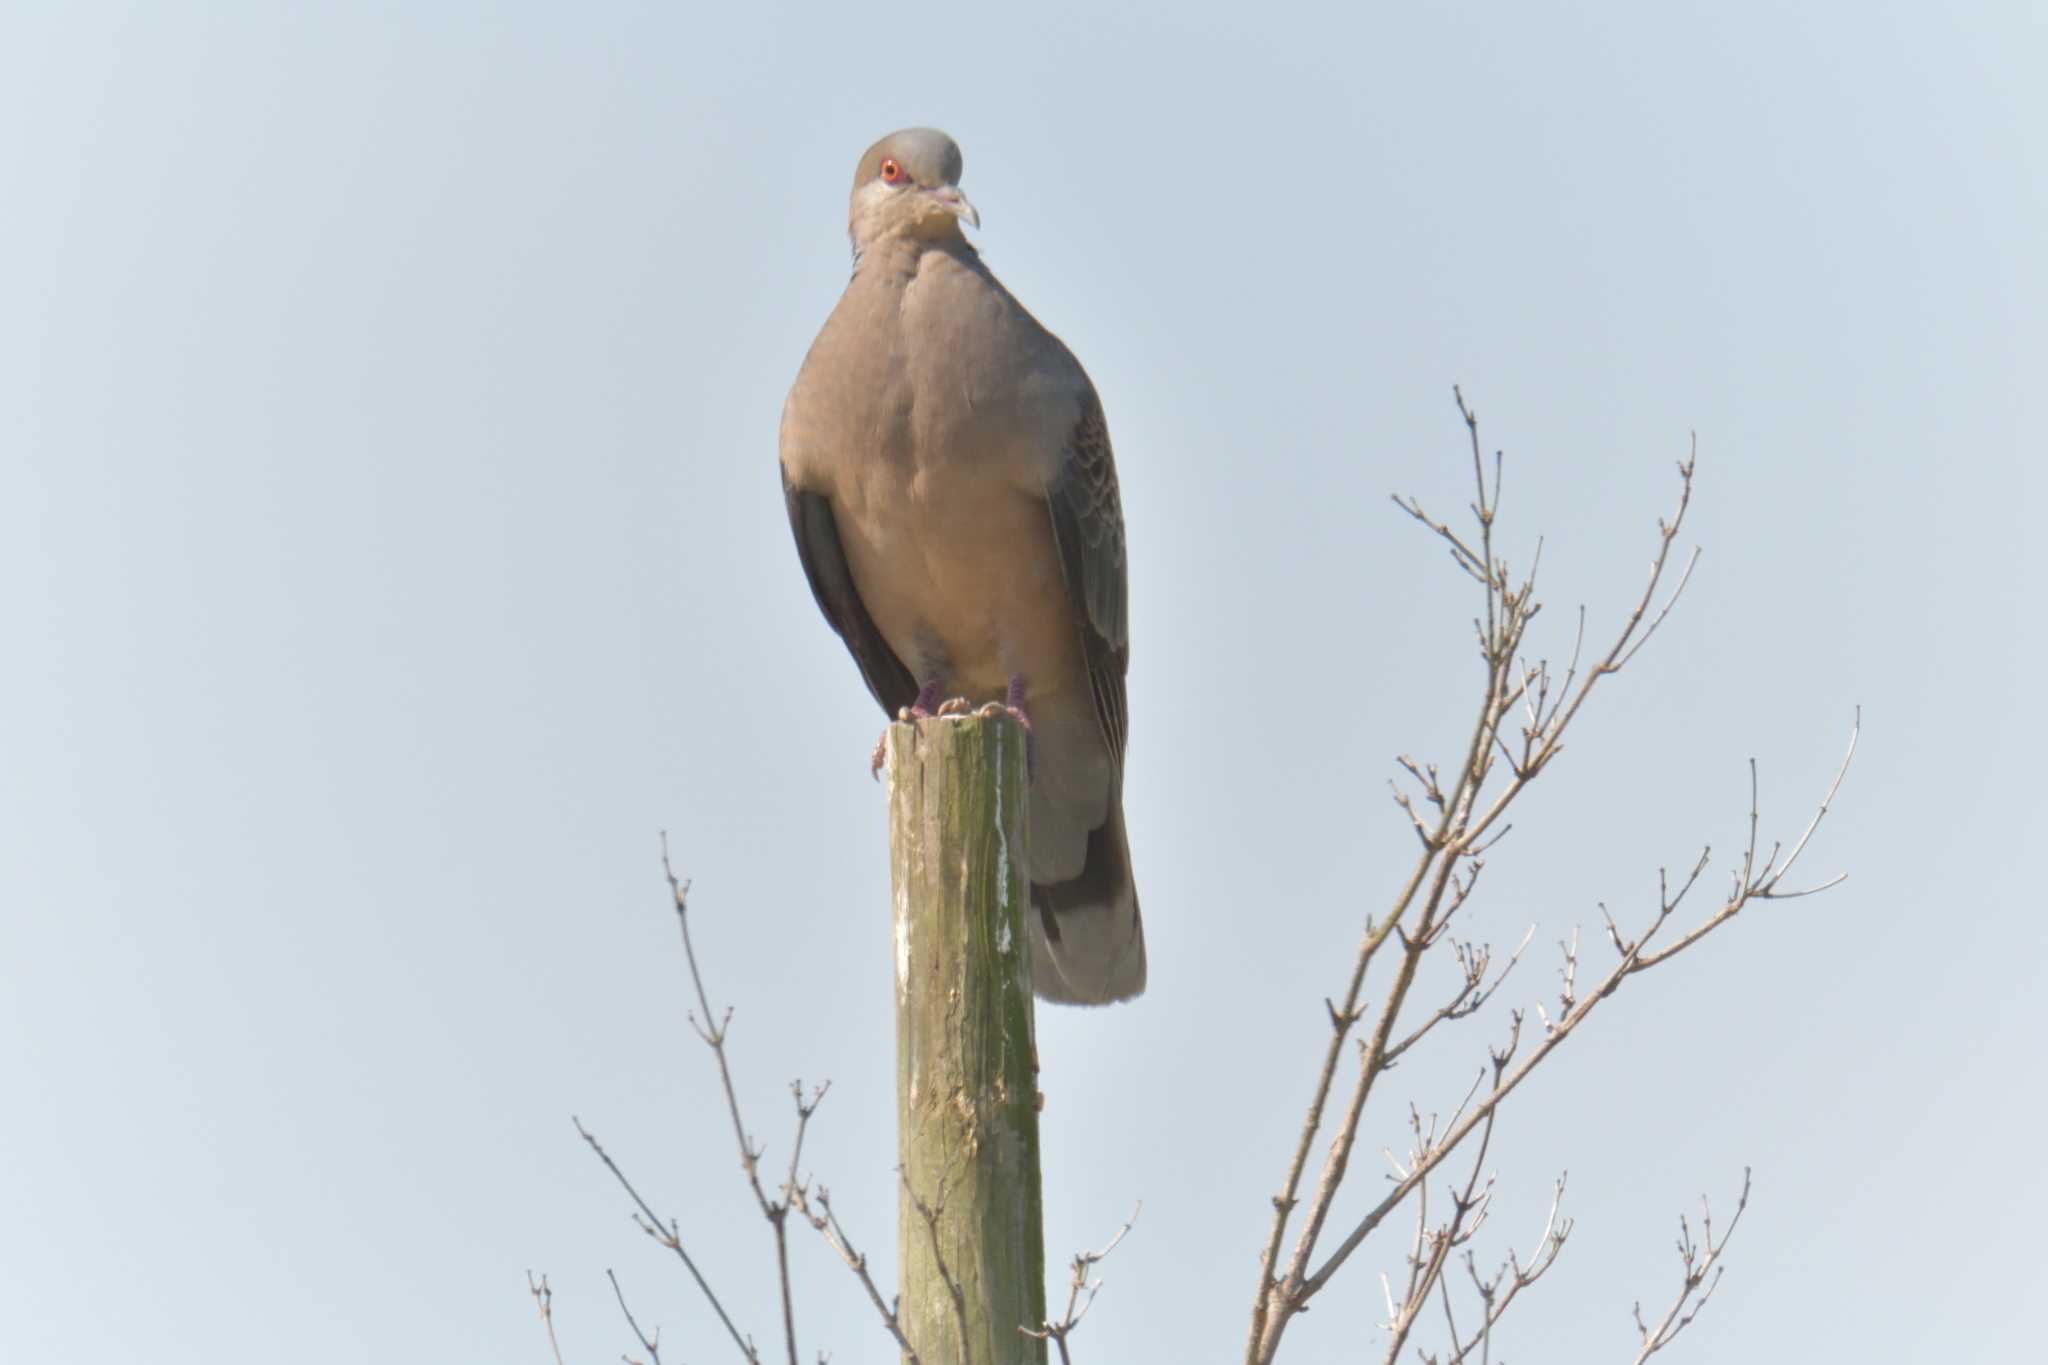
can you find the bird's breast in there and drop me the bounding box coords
[783,247,1090,696]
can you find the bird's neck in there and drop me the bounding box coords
[851,229,979,281]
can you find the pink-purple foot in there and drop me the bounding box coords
[936,696,974,716]
[871,677,951,779]
[973,700,1036,775]
[971,698,1035,731]
[1004,673,1037,774]
[907,677,945,719]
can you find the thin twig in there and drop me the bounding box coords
[1756,707,1860,897]
[576,1117,761,1362]
[1436,1174,1572,1365]
[790,1184,922,1363]
[1023,1204,1142,1363]
[1630,1169,1753,1361]
[659,837,802,1365]
[902,1167,971,1364]
[609,1269,665,1365]
[1383,926,1535,1066]
[586,851,915,1363]
[528,1272,567,1365]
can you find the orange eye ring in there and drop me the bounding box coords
[879,157,905,184]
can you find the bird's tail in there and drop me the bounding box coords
[1028,798,1146,1004]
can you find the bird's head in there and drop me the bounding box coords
[848,128,979,257]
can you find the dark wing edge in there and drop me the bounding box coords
[1044,393,1131,766]
[783,478,919,716]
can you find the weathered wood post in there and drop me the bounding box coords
[885,711,1048,1365]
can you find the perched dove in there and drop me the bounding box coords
[779,128,1145,1005]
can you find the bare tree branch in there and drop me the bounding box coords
[1383,926,1535,1067]
[902,1166,971,1363]
[1022,1204,1142,1364]
[1295,734,1847,1309]
[1379,1099,1496,1364]
[659,836,804,1365]
[1754,710,1860,898]
[789,1183,922,1364]
[1630,1170,1753,1362]
[528,1272,568,1365]
[609,1269,665,1365]
[1246,393,1852,1362]
[581,855,939,1363]
[576,1116,761,1362]
[1424,1174,1572,1365]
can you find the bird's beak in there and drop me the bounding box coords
[926,184,980,229]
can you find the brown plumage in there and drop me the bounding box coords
[779,128,1144,1004]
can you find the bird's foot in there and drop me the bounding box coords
[974,699,1035,732]
[992,673,1037,775]
[909,677,946,718]
[974,703,1040,736]
[873,678,954,778]
[975,701,1036,774]
[873,679,1033,778]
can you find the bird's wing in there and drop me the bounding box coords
[782,476,919,715]
[1044,391,1131,765]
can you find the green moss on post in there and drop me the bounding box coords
[886,713,1047,1365]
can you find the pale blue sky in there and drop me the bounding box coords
[2,2,2041,1361]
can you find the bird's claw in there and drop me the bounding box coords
[971,701,1036,775]
[875,695,1031,778]
[974,700,1033,733]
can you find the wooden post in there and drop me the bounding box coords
[886,713,1047,1365]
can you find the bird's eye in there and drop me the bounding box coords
[880,158,905,184]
